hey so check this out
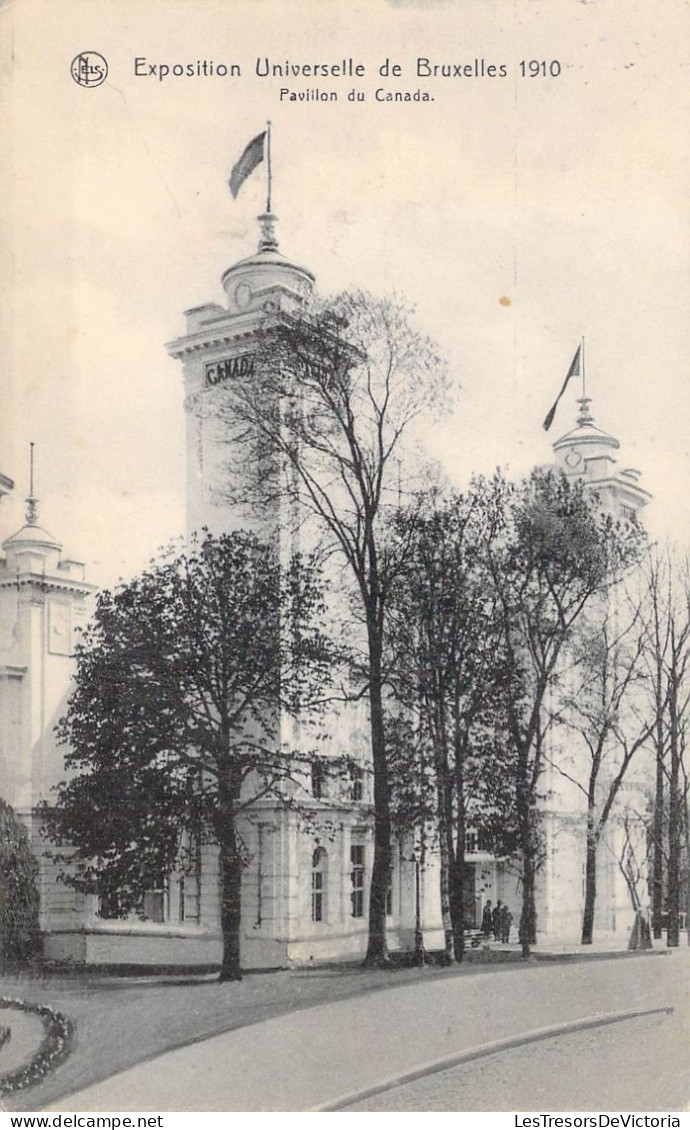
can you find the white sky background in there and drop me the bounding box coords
[1,0,688,587]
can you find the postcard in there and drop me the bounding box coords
[0,0,688,1116]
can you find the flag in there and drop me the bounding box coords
[229,131,266,199]
[542,344,582,431]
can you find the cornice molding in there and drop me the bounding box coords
[0,573,95,597]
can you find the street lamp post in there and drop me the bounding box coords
[412,845,425,966]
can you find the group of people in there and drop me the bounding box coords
[480,898,513,943]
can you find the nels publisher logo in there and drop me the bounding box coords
[71,52,108,87]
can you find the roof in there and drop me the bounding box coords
[2,522,63,553]
[552,398,620,453]
[221,246,315,287]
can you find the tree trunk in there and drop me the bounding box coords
[364,611,392,967]
[516,739,538,958]
[684,797,690,947]
[667,670,680,948]
[581,825,598,945]
[450,817,466,962]
[449,729,467,963]
[435,781,454,965]
[652,709,665,939]
[519,848,537,958]
[218,810,243,982]
[429,740,461,961]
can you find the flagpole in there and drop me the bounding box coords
[266,120,272,213]
[581,334,586,398]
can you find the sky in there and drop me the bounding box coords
[1,0,688,587]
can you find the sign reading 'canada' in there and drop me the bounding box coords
[205,354,256,386]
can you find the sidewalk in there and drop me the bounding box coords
[494,932,651,956]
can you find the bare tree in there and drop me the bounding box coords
[680,741,690,945]
[645,548,671,939]
[641,547,690,947]
[482,469,640,957]
[205,291,449,965]
[552,586,652,944]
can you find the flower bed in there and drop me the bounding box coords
[0,998,73,1094]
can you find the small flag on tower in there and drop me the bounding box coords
[542,344,582,431]
[229,131,267,199]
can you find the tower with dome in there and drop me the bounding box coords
[0,454,95,953]
[552,395,650,519]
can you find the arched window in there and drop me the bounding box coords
[311,847,327,922]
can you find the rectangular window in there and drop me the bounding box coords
[465,831,477,854]
[350,765,364,802]
[351,844,365,918]
[180,841,201,924]
[312,759,327,799]
[312,870,324,922]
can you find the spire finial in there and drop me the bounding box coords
[577,397,594,427]
[257,211,279,252]
[25,442,38,525]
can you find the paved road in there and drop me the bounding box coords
[47,951,688,1113]
[347,1011,687,1111]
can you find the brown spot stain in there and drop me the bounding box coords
[499,296,512,307]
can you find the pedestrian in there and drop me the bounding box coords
[492,898,503,941]
[501,905,513,943]
[481,899,493,940]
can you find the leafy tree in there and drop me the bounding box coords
[208,291,449,966]
[480,468,640,957]
[43,530,333,981]
[385,486,517,963]
[0,798,41,968]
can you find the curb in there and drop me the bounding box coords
[315,1005,674,1112]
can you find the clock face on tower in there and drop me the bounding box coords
[565,450,582,468]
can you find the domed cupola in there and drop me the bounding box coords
[553,397,620,480]
[2,452,62,573]
[553,397,650,517]
[221,213,314,318]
